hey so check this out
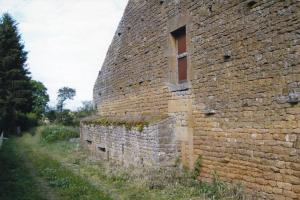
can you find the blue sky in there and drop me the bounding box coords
[0,0,128,109]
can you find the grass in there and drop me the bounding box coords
[0,139,45,200]
[17,131,112,200]
[40,124,79,143]
[25,148,112,200]
[15,126,246,200]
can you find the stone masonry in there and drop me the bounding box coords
[80,117,176,167]
[81,0,300,199]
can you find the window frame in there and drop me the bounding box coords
[171,26,188,83]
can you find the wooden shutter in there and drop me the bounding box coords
[171,26,188,83]
[177,32,186,54]
[178,57,187,82]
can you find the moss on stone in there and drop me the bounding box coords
[81,117,150,132]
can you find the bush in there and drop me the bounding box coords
[45,109,57,123]
[56,110,76,126]
[45,109,82,127]
[18,112,39,131]
[41,125,79,143]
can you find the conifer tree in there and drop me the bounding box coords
[0,13,33,134]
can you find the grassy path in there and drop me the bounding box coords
[22,152,60,200]
[0,137,112,200]
[1,127,246,200]
[0,139,46,200]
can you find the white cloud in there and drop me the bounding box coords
[0,0,128,109]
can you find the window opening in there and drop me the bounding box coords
[172,26,187,83]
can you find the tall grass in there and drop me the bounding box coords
[24,146,112,200]
[17,128,246,200]
[40,125,79,143]
[18,133,112,200]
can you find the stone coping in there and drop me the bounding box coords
[81,115,170,132]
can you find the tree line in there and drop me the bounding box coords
[0,13,94,136]
[0,13,48,134]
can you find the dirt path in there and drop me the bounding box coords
[22,151,60,200]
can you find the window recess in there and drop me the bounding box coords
[171,26,187,83]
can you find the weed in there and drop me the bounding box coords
[18,138,112,200]
[82,117,150,132]
[40,125,79,143]
[16,130,246,200]
[192,155,202,179]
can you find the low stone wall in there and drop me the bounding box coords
[80,117,177,167]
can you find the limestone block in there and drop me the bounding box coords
[168,99,192,113]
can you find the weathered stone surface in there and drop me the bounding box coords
[82,0,300,198]
[80,117,176,167]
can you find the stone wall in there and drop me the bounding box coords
[89,0,300,199]
[80,117,176,167]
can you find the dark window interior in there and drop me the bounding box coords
[98,147,106,152]
[86,140,92,145]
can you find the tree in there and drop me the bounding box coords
[45,106,57,123]
[31,80,49,118]
[74,101,95,121]
[56,87,76,112]
[79,101,94,113]
[0,13,34,134]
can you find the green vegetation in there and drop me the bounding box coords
[81,114,171,133]
[7,128,245,200]
[46,100,95,127]
[56,87,76,113]
[18,138,111,200]
[0,139,45,200]
[0,13,34,134]
[31,80,50,119]
[0,14,93,132]
[82,117,150,132]
[192,155,202,179]
[0,13,50,135]
[40,125,79,143]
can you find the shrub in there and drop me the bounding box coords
[45,109,57,123]
[41,125,79,143]
[56,110,76,126]
[45,109,77,126]
[17,112,39,131]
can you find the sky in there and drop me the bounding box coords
[0,0,128,110]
